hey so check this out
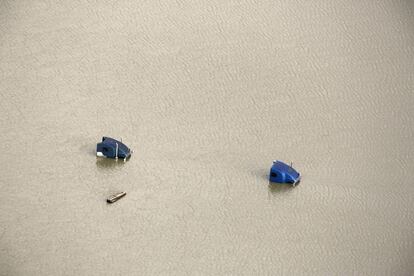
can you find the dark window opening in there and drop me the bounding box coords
[270,172,277,177]
[103,147,108,152]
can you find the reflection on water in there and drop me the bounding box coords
[95,157,127,170]
[267,182,295,195]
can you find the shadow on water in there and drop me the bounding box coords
[79,144,96,156]
[252,169,272,181]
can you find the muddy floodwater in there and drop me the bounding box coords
[0,1,413,275]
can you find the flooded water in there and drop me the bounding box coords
[0,1,413,275]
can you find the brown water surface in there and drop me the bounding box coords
[0,1,413,275]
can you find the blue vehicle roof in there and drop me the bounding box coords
[100,137,130,153]
[269,160,300,185]
[271,161,300,179]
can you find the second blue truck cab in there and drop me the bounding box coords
[269,160,301,186]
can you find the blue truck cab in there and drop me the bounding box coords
[269,160,301,186]
[96,137,132,161]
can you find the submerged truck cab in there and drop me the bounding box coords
[269,160,301,186]
[96,137,132,161]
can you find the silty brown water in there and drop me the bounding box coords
[0,1,413,275]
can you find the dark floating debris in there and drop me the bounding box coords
[269,160,301,187]
[106,192,127,204]
[97,137,132,161]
